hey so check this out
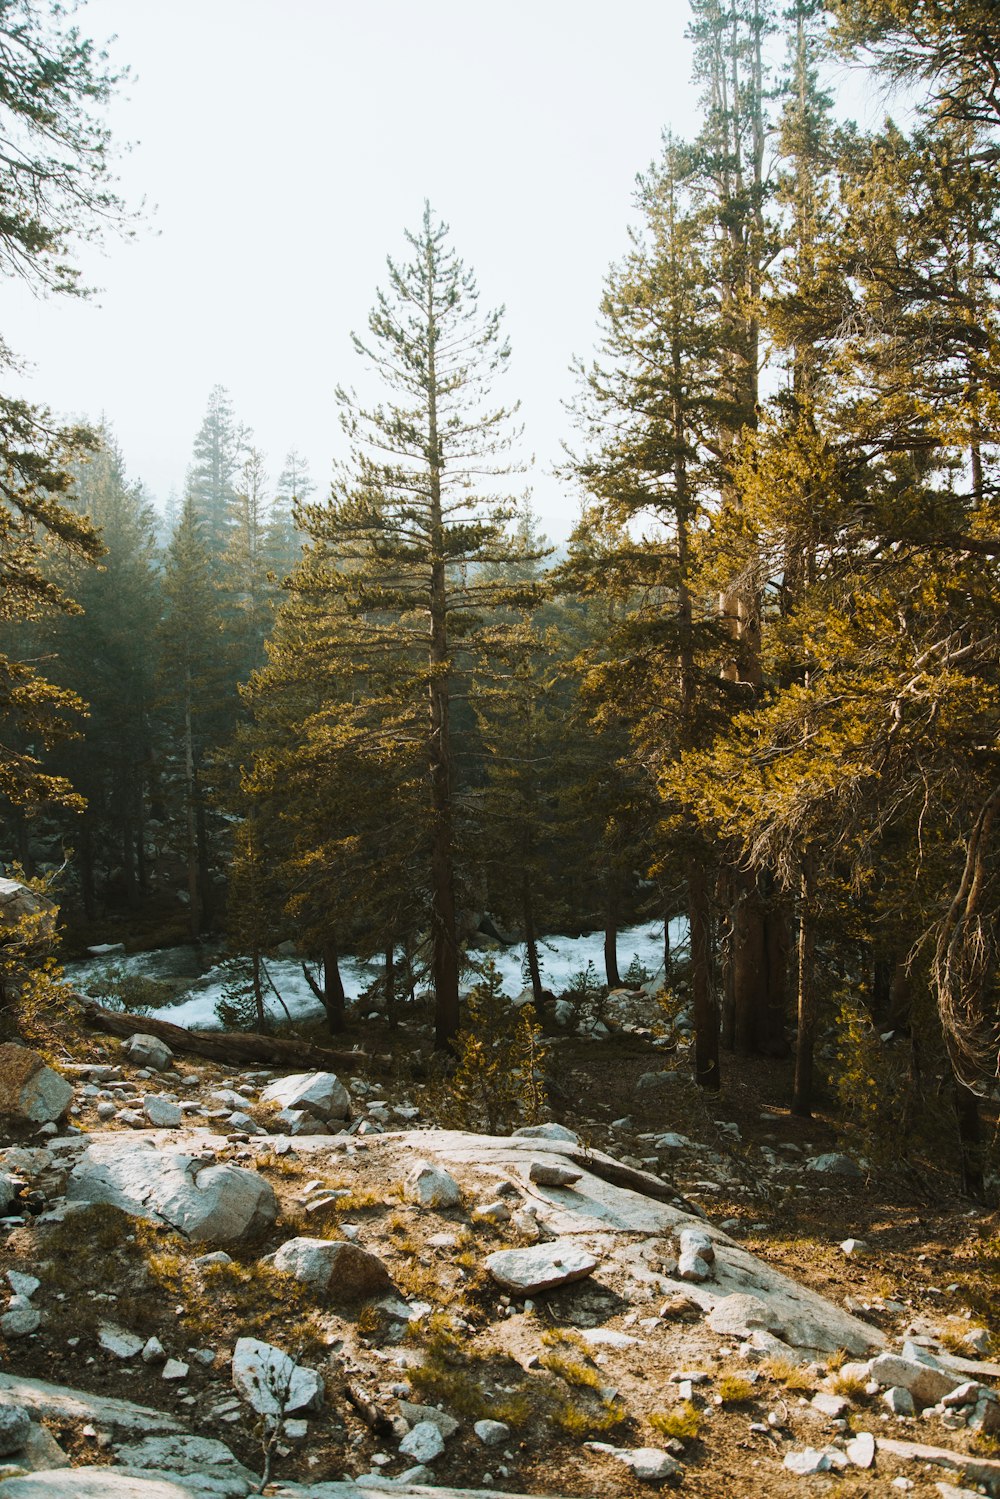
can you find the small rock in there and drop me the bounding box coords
[272,1236,392,1299]
[0,1403,32,1456]
[677,1227,715,1283]
[805,1153,861,1177]
[161,1359,188,1380]
[811,1392,848,1419]
[846,1431,875,1467]
[232,1337,324,1417]
[397,1403,460,1439]
[588,1443,683,1482]
[473,1201,511,1224]
[142,1095,182,1128]
[123,1034,173,1072]
[840,1238,869,1257]
[398,1419,445,1463]
[141,1337,165,1364]
[1,1298,39,1339]
[883,1386,917,1416]
[474,1419,510,1447]
[512,1122,578,1143]
[0,1045,73,1125]
[98,1325,144,1360]
[784,1446,841,1475]
[408,1162,461,1209]
[528,1161,582,1188]
[484,1242,598,1295]
[6,1273,38,1300]
[259,1071,350,1121]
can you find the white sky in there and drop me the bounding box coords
[0,2,876,541]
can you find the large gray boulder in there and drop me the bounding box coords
[66,1141,277,1242]
[271,1237,392,1299]
[0,1045,73,1126]
[259,1072,349,1122]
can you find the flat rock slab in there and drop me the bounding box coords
[485,1242,599,1294]
[403,1134,880,1354]
[0,1373,183,1435]
[0,1473,199,1497]
[876,1437,1000,1492]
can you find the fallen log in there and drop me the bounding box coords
[78,998,370,1073]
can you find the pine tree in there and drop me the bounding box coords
[157,497,228,936]
[185,385,247,561]
[294,204,538,1048]
[44,430,160,916]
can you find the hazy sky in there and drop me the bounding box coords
[3,3,877,541]
[1,1,710,539]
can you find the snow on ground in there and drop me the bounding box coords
[68,918,688,1032]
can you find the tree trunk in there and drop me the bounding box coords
[425,259,460,1051]
[792,858,816,1116]
[522,880,543,1007]
[604,880,621,989]
[322,939,346,1034]
[251,949,267,1030]
[81,999,367,1071]
[953,1076,985,1202]
[182,674,202,940]
[690,864,720,1091]
[384,944,396,1030]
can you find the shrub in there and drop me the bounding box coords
[440,960,547,1134]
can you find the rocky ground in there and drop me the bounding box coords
[0,1004,996,1498]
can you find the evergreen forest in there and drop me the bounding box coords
[1,0,999,1204]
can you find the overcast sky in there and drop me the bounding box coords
[2,2,872,540]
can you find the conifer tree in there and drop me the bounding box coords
[185,385,247,561]
[295,204,537,1048]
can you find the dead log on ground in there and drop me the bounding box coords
[78,999,369,1073]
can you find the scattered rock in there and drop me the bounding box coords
[805,1153,862,1177]
[512,1122,578,1143]
[259,1071,349,1122]
[870,1352,963,1407]
[123,1035,173,1073]
[484,1242,599,1295]
[1,1298,40,1339]
[840,1238,869,1257]
[846,1430,875,1468]
[883,1386,917,1416]
[528,1161,582,1188]
[397,1403,459,1439]
[407,1161,461,1209]
[98,1327,144,1360]
[142,1098,182,1129]
[784,1445,847,1475]
[474,1419,510,1447]
[677,1227,715,1283]
[588,1442,683,1482]
[810,1391,848,1419]
[271,1237,392,1299]
[0,1403,31,1456]
[231,1338,323,1418]
[398,1419,445,1463]
[0,1046,73,1126]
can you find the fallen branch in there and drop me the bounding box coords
[77,999,370,1074]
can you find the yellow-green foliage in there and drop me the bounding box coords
[439,960,547,1135]
[831,989,950,1168]
[0,875,74,1045]
[831,1374,868,1401]
[717,1374,756,1405]
[761,1356,814,1392]
[552,1396,626,1436]
[649,1401,701,1440]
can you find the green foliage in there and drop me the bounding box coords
[623,953,650,987]
[0,872,75,1043]
[830,990,951,1168]
[82,963,169,1015]
[561,959,608,1030]
[649,1401,701,1440]
[440,960,547,1135]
